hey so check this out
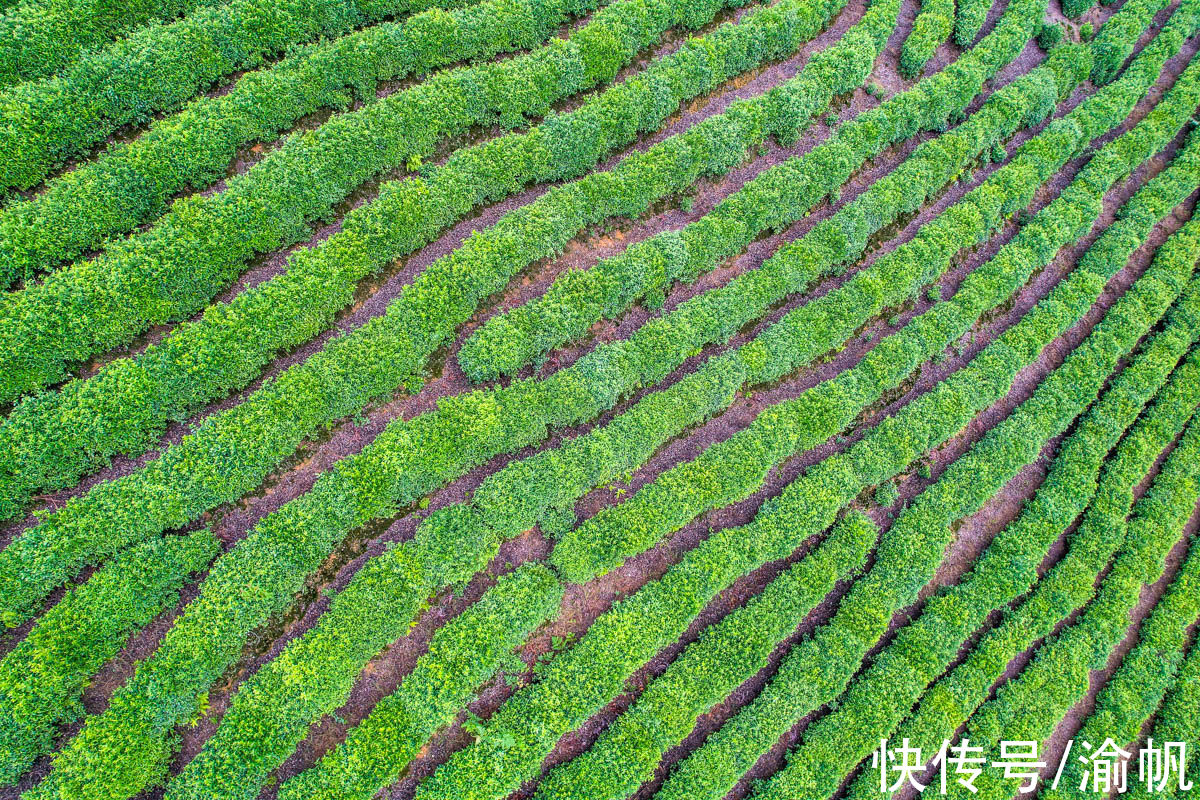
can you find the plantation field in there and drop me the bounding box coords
[0,0,1198,797]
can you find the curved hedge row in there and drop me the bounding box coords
[267,514,867,800]
[0,0,742,403]
[838,290,1200,800]
[59,5,887,784]
[0,0,594,283]
[749,204,1200,800]
[166,561,563,800]
[938,411,1200,800]
[0,0,846,522]
[272,563,563,800]
[0,0,906,620]
[1128,639,1200,800]
[901,0,953,76]
[0,26,801,621]
[1090,0,1169,83]
[534,512,877,800]
[552,32,1200,580]
[1042,489,1200,800]
[953,0,989,45]
[0,0,224,86]
[459,0,1184,385]
[652,57,1200,800]
[455,0,1041,383]
[412,512,875,800]
[0,531,217,787]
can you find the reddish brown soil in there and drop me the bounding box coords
[3,0,1199,798]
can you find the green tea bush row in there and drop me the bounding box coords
[534,511,879,800]
[1090,0,1170,83]
[901,0,953,76]
[749,207,1200,800]
[1127,640,1200,800]
[0,0,841,519]
[412,512,875,800]
[0,0,224,86]
[438,146,1195,800]
[5,13,1030,793]
[21,356,743,800]
[0,532,217,786]
[458,5,1070,383]
[441,46,1193,800]
[955,0,990,45]
[0,0,593,280]
[938,412,1200,800]
[549,47,1096,581]
[0,0,743,403]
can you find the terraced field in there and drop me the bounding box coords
[0,0,1198,797]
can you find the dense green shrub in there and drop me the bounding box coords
[0,0,225,85]
[0,0,592,280]
[0,532,217,786]
[0,0,747,403]
[748,189,1200,800]
[901,0,953,76]
[1036,21,1064,49]
[0,0,839,522]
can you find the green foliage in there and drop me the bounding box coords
[168,563,563,800]
[0,532,217,786]
[0,0,873,616]
[459,6,894,382]
[839,287,1200,800]
[414,512,874,800]
[9,6,1042,796]
[954,0,989,45]
[1090,0,1169,83]
[1036,21,1064,49]
[749,186,1200,800]
[539,505,577,538]
[0,0,747,403]
[0,0,225,86]
[873,480,900,507]
[0,0,592,282]
[1129,640,1200,800]
[901,0,954,77]
[0,0,830,523]
[1081,20,1094,39]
